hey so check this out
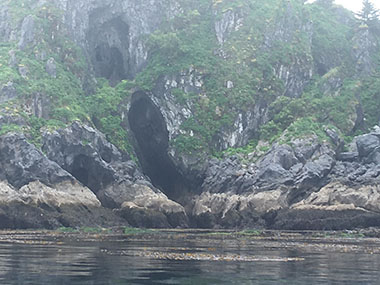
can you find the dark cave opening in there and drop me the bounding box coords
[128,93,190,201]
[70,154,114,194]
[87,15,130,85]
[94,44,126,82]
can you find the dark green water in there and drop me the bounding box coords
[0,231,379,284]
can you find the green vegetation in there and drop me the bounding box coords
[1,0,380,160]
[56,227,78,233]
[0,124,24,135]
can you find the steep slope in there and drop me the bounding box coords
[0,0,380,229]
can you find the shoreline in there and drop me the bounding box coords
[0,228,380,254]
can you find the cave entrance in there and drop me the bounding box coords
[87,15,130,85]
[128,93,189,201]
[70,154,114,194]
[94,44,126,82]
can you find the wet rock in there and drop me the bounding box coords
[214,9,243,45]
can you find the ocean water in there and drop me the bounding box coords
[0,230,379,284]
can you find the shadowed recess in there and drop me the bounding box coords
[128,93,188,200]
[70,154,114,194]
[87,14,130,85]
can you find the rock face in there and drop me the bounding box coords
[53,0,180,82]
[193,128,380,230]
[0,122,188,229]
[42,122,188,228]
[0,0,380,231]
[0,132,123,229]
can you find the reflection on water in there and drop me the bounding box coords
[0,232,379,284]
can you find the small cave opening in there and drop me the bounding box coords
[94,44,126,83]
[69,154,114,195]
[128,93,190,202]
[87,15,130,85]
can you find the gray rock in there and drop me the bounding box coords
[18,15,35,50]
[0,133,72,189]
[325,127,341,146]
[0,81,18,104]
[42,122,189,226]
[214,9,243,45]
[0,6,12,41]
[256,163,293,187]
[356,134,380,158]
[338,152,359,162]
[273,182,380,230]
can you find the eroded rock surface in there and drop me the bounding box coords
[193,128,380,230]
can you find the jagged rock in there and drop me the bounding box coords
[42,122,146,192]
[0,133,72,188]
[214,9,243,45]
[42,122,189,227]
[18,15,35,50]
[338,152,359,162]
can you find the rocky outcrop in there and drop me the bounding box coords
[0,121,188,229]
[42,121,188,228]
[193,127,380,230]
[1,0,380,231]
[0,133,123,229]
[53,0,181,82]
[18,14,35,50]
[274,182,380,230]
[0,82,18,104]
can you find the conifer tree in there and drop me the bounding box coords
[356,0,379,26]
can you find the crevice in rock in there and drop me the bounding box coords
[128,92,191,202]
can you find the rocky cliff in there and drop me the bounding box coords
[0,0,380,230]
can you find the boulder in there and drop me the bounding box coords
[356,134,379,158]
[273,182,380,230]
[0,180,123,229]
